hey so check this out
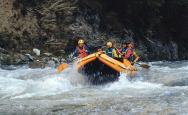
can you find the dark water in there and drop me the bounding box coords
[0,61,188,114]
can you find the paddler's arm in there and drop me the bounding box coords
[112,49,118,58]
[133,51,139,64]
[115,47,123,57]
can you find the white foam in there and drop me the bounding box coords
[0,63,85,99]
[0,60,187,99]
[103,73,162,91]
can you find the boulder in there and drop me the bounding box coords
[29,60,45,69]
[43,52,53,57]
[33,48,40,56]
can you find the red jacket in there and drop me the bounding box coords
[76,46,88,58]
[124,49,132,59]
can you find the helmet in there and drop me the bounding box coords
[106,42,113,48]
[78,39,84,44]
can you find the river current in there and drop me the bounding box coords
[0,61,188,114]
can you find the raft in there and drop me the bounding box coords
[76,52,137,85]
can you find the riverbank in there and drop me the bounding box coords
[0,0,188,65]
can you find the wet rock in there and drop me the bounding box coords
[25,54,34,61]
[169,41,178,60]
[0,53,8,65]
[29,60,45,69]
[43,52,53,57]
[51,57,60,64]
[33,48,40,56]
[0,65,18,70]
[0,52,31,65]
[0,47,8,54]
[38,56,62,68]
[0,0,188,64]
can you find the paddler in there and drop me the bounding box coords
[72,39,90,58]
[105,41,118,58]
[122,41,139,65]
[120,41,127,56]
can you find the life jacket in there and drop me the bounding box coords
[123,48,134,62]
[105,48,113,57]
[121,47,127,55]
[77,46,88,58]
[106,48,118,58]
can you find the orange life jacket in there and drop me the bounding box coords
[77,46,88,58]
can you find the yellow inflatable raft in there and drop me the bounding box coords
[76,52,137,84]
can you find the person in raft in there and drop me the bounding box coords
[120,41,127,56]
[122,41,139,65]
[72,39,90,58]
[105,41,118,58]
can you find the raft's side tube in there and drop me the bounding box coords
[98,54,127,72]
[76,53,97,70]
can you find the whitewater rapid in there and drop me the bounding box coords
[0,65,162,99]
[0,61,188,114]
[0,65,84,99]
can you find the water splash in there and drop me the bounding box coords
[103,73,162,91]
[0,62,85,99]
[0,60,188,99]
[0,61,188,114]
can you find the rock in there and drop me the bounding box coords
[0,0,188,64]
[33,48,40,56]
[0,53,8,65]
[51,57,60,63]
[0,47,8,54]
[29,60,45,69]
[169,41,178,60]
[0,65,17,70]
[0,52,30,65]
[43,53,53,57]
[11,54,25,65]
[25,54,34,61]
[46,60,56,68]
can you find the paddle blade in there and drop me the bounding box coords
[140,64,150,69]
[56,63,68,72]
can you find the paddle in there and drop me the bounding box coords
[136,63,150,69]
[56,54,73,73]
[56,53,78,73]
[56,63,68,73]
[110,47,150,69]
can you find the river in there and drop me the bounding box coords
[0,61,188,114]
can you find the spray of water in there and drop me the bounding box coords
[103,73,162,91]
[0,61,87,99]
[0,60,167,99]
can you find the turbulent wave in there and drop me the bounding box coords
[103,73,162,91]
[0,65,85,99]
[0,61,188,99]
